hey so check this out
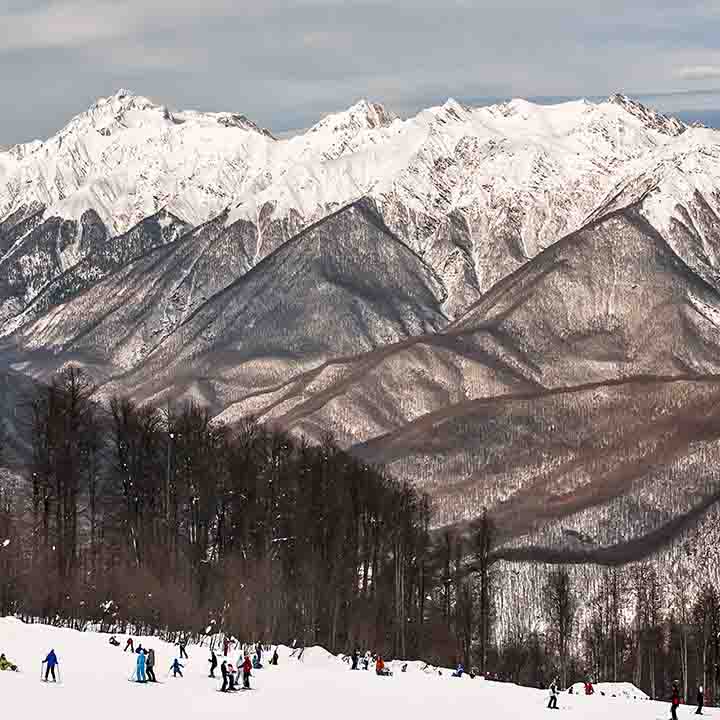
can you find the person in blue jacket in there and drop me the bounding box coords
[136,649,147,683]
[170,658,184,678]
[43,649,58,682]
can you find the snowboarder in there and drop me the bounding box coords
[696,685,704,715]
[220,660,229,691]
[671,681,681,720]
[252,653,263,670]
[271,647,279,666]
[146,649,157,683]
[124,638,134,653]
[548,678,559,709]
[178,637,189,660]
[242,654,252,689]
[109,636,120,647]
[42,649,59,682]
[209,649,218,678]
[170,658,184,678]
[351,649,359,670]
[452,663,464,678]
[136,649,147,683]
[0,653,18,671]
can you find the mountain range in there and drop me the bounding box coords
[2,89,720,565]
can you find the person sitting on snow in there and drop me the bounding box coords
[0,653,18,671]
[452,663,464,678]
[109,636,120,647]
[375,656,391,676]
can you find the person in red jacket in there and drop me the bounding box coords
[671,681,681,720]
[242,654,252,689]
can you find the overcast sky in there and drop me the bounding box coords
[2,0,720,144]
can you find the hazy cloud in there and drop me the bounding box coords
[676,65,720,80]
[1,0,719,144]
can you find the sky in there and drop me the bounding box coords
[1,0,720,145]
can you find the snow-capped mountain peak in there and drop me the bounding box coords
[310,99,398,135]
[606,92,687,136]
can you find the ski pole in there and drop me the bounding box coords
[40,661,44,681]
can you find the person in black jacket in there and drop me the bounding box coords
[146,649,157,683]
[209,650,218,678]
[220,660,229,692]
[696,685,704,715]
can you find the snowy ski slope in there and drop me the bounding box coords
[0,618,710,720]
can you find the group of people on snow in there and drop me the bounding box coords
[110,635,189,682]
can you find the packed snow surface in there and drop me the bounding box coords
[0,618,708,720]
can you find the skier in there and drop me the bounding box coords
[109,636,120,647]
[178,637,189,660]
[671,681,681,720]
[452,663,464,678]
[351,649,359,670]
[42,649,59,682]
[146,649,157,683]
[170,658,184,678]
[220,660,229,692]
[696,685,704,715]
[0,653,18,671]
[209,649,218,678]
[585,680,595,696]
[136,649,147,683]
[256,642,263,665]
[548,677,559,709]
[271,647,279,666]
[375,656,391,677]
[124,638,134,653]
[242,654,252,689]
[362,651,371,671]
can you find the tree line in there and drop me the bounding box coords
[0,367,433,657]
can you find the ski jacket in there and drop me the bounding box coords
[45,651,58,668]
[242,657,252,674]
[147,650,155,668]
[171,660,183,672]
[672,687,681,706]
[376,658,385,673]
